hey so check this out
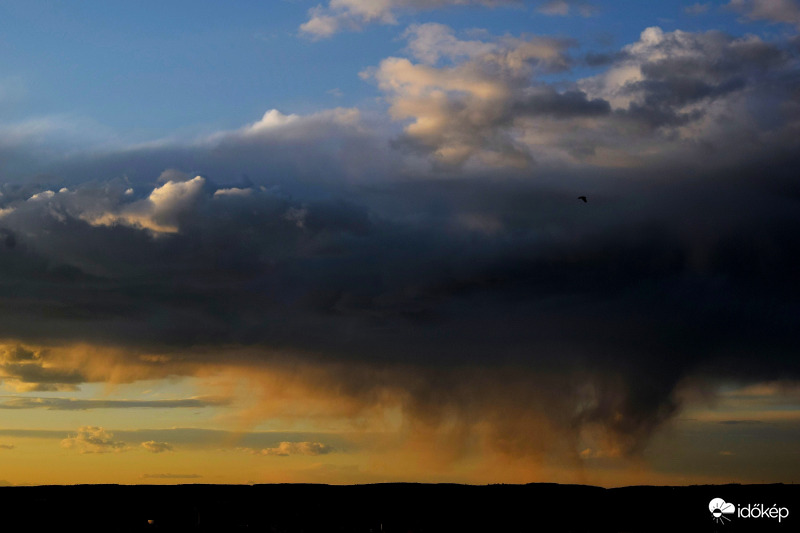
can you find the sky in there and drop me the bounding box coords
[0,0,798,486]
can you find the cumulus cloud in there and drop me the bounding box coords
[579,26,788,112]
[369,23,577,166]
[60,426,127,454]
[86,176,206,234]
[402,23,498,64]
[237,107,363,141]
[367,24,800,168]
[571,26,800,165]
[141,440,174,453]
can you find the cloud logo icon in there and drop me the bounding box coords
[709,498,736,524]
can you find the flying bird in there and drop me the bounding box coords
[577,196,587,203]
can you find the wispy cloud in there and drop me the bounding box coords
[684,3,711,15]
[728,0,800,28]
[299,1,600,38]
[0,396,227,411]
[300,0,521,39]
[538,0,596,16]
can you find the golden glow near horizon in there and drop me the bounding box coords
[0,341,797,486]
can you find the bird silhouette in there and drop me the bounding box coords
[578,196,587,203]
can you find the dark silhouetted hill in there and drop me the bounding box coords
[0,482,796,532]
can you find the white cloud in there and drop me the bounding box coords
[28,191,56,202]
[228,107,362,142]
[368,25,579,166]
[213,187,253,198]
[245,109,300,134]
[300,7,343,38]
[403,23,497,64]
[365,23,798,169]
[86,176,206,234]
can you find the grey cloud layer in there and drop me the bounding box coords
[0,396,227,411]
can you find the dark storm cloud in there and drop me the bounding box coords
[0,26,798,459]
[1,151,798,455]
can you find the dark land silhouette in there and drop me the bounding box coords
[0,482,796,532]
